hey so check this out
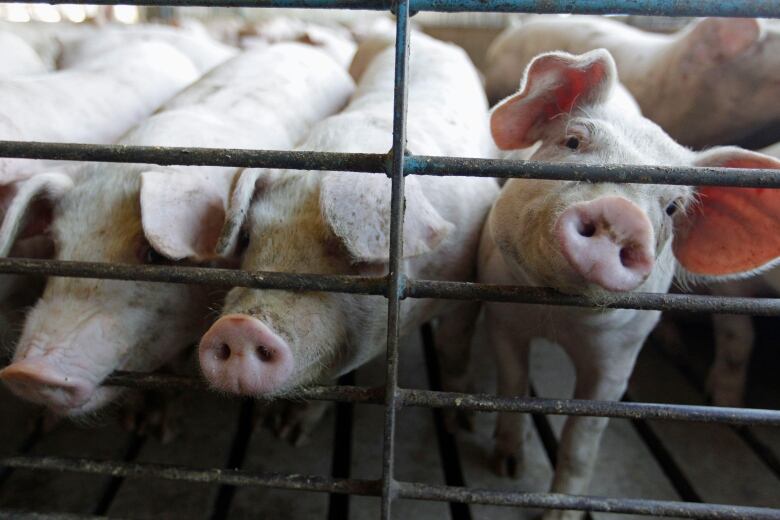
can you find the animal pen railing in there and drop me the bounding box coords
[1,1,780,519]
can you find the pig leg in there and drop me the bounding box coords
[707,313,754,407]
[489,313,533,477]
[544,346,638,520]
[434,301,480,432]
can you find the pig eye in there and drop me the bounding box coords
[137,242,167,264]
[236,228,250,256]
[665,201,679,216]
[564,136,581,150]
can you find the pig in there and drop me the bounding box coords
[481,49,780,520]
[239,17,357,69]
[58,23,237,73]
[702,142,780,407]
[197,34,498,440]
[0,20,95,69]
[0,43,355,417]
[485,15,780,148]
[0,31,48,77]
[0,42,199,360]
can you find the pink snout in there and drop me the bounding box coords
[555,196,655,291]
[199,314,294,395]
[0,359,95,412]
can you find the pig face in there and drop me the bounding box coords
[0,168,232,416]
[490,49,780,296]
[198,168,452,396]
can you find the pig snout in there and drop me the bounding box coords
[555,196,654,291]
[0,359,95,411]
[199,314,294,395]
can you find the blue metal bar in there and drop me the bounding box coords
[380,3,411,518]
[2,0,779,17]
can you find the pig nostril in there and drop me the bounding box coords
[217,344,231,361]
[620,246,641,268]
[256,345,273,362]
[577,221,596,238]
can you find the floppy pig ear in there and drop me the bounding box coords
[0,172,72,257]
[490,49,616,150]
[679,18,763,71]
[673,148,780,278]
[140,170,232,261]
[215,168,273,257]
[321,172,454,263]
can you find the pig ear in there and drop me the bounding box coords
[215,169,271,258]
[0,172,72,257]
[140,170,232,261]
[490,49,616,150]
[679,18,763,70]
[673,148,780,278]
[321,172,454,262]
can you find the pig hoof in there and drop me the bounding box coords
[443,409,475,434]
[259,400,331,446]
[121,392,180,443]
[542,510,585,520]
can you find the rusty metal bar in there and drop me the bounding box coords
[1,259,778,316]
[96,371,780,426]
[2,456,779,519]
[0,511,108,520]
[2,141,779,188]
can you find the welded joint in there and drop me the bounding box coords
[384,148,413,178]
[389,0,418,16]
[391,272,408,299]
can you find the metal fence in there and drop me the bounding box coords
[2,1,780,519]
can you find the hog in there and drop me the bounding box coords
[239,17,357,69]
[58,23,237,73]
[485,15,780,148]
[0,43,355,416]
[481,49,780,519]
[0,31,48,77]
[196,35,498,438]
[0,20,95,69]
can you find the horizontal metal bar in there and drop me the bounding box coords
[98,371,780,426]
[405,156,780,188]
[2,0,779,16]
[2,259,777,316]
[0,141,386,174]
[2,456,778,519]
[2,141,779,188]
[0,258,386,296]
[405,279,780,316]
[0,511,107,520]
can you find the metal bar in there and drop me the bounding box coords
[2,259,778,316]
[2,456,779,519]
[0,141,386,174]
[2,142,779,188]
[1,0,779,17]
[0,511,108,520]
[405,155,780,188]
[97,371,780,426]
[0,258,386,296]
[380,4,411,518]
[404,279,780,316]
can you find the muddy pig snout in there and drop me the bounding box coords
[199,314,294,395]
[0,359,96,412]
[555,196,655,291]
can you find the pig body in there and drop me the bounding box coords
[0,44,355,416]
[485,15,780,148]
[59,24,237,73]
[481,49,780,520]
[0,31,48,77]
[198,35,498,407]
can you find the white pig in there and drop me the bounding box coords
[0,31,48,77]
[485,15,780,148]
[703,142,780,407]
[59,23,237,73]
[197,35,498,434]
[481,49,780,520]
[0,44,355,416]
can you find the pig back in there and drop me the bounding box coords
[0,31,48,77]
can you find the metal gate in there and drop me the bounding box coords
[1,1,780,518]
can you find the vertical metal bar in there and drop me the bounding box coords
[380,2,411,519]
